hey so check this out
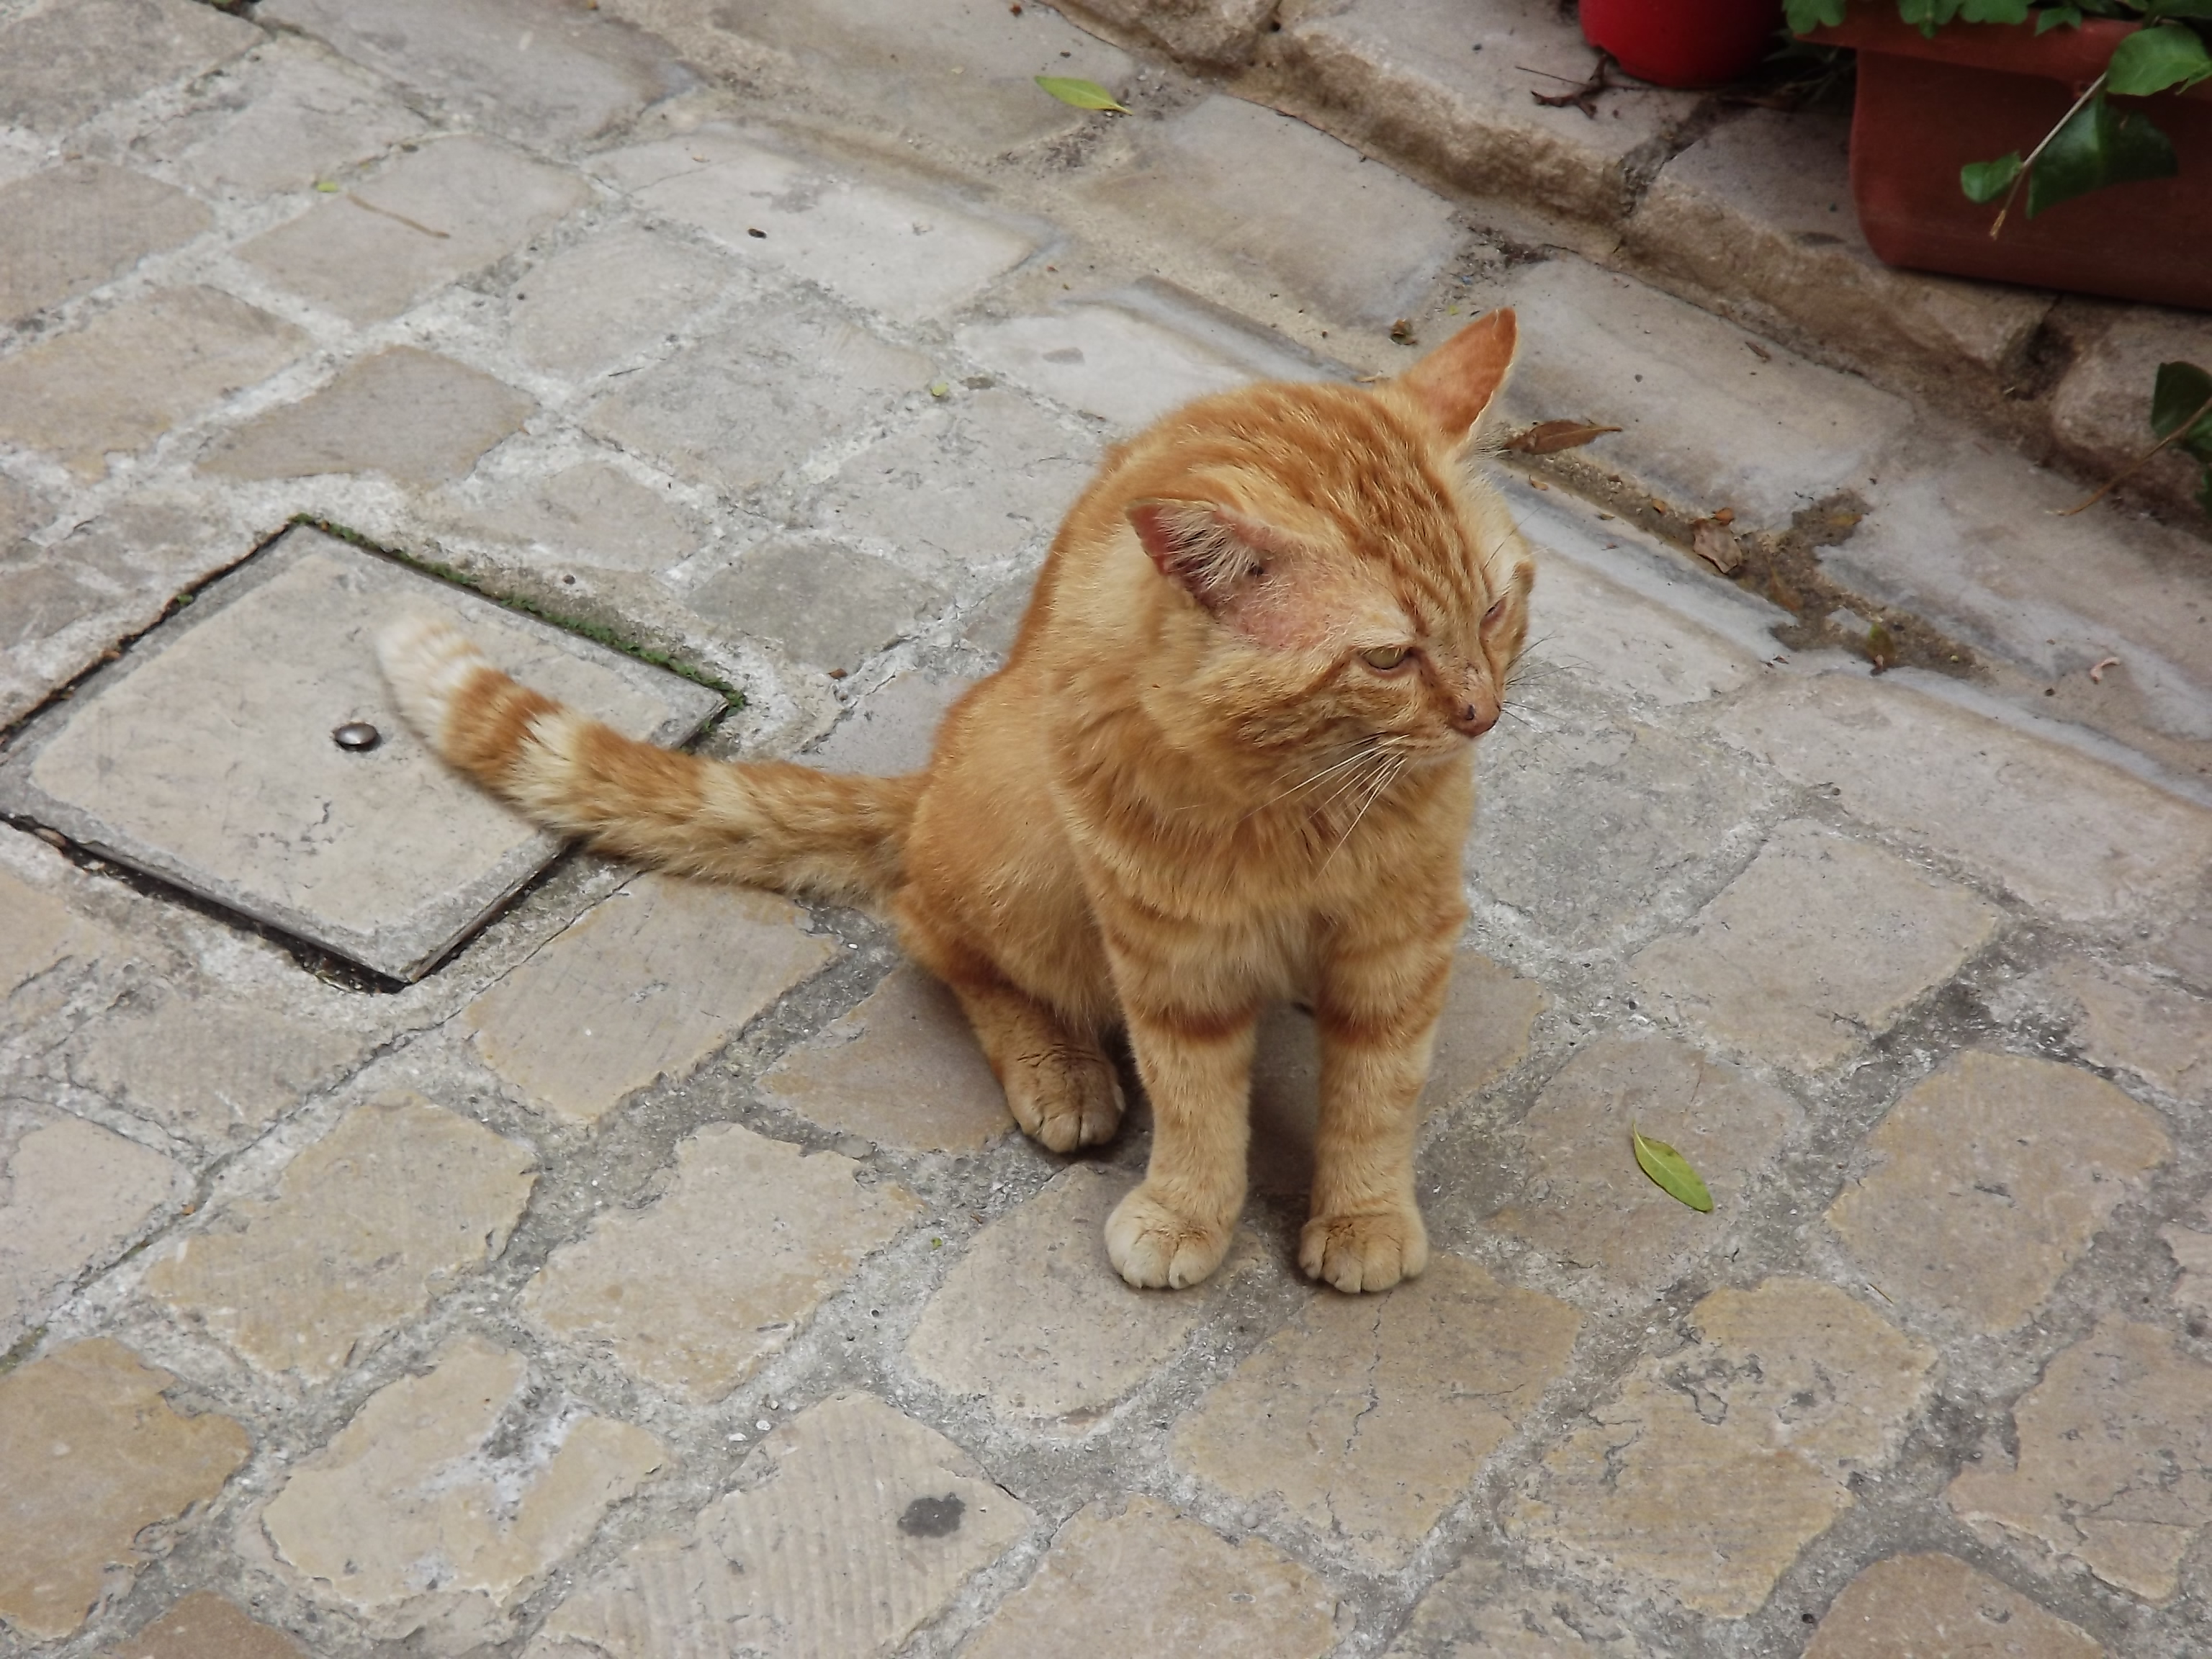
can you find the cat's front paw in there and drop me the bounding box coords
[1104,1184,1231,1290]
[1004,1048,1125,1154]
[1300,1204,1429,1293]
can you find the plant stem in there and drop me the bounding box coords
[1989,71,2107,238]
[2055,389,2212,516]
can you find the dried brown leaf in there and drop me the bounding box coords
[1691,517,1743,574]
[1506,419,1622,455]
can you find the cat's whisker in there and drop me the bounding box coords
[1324,755,1406,866]
[1243,739,1381,822]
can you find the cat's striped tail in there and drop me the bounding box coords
[377,616,919,906]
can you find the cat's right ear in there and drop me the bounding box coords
[1128,498,1270,611]
[1395,308,1517,445]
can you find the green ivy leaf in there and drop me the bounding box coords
[1632,1125,1715,1213]
[1034,76,1129,112]
[1961,0,2033,20]
[2152,360,2212,453]
[1961,150,2024,200]
[1784,0,1847,28]
[1899,0,1967,34]
[2108,20,2212,91]
[2036,5,2087,28]
[2144,0,2212,19]
[2027,90,2178,216]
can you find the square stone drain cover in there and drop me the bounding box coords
[0,526,722,979]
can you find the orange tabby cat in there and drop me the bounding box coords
[380,309,1533,1294]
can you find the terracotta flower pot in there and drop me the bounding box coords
[1582,0,1786,88]
[1808,11,2212,308]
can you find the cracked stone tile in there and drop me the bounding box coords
[804,671,974,775]
[1,1110,187,1352]
[152,38,431,199]
[583,301,931,494]
[523,1123,920,1403]
[1827,1051,2170,1334]
[258,1335,662,1651]
[199,347,534,485]
[1173,1254,1581,1567]
[99,1591,309,1659]
[142,1092,536,1384]
[0,846,99,1002]
[760,965,1010,1154]
[1802,1552,2103,1658]
[466,875,835,1126]
[1484,1030,1798,1294]
[1629,819,2000,1072]
[0,162,212,323]
[2036,958,2212,1103]
[1383,1554,1640,1657]
[1717,674,2212,923]
[960,1495,1341,1659]
[0,286,308,480]
[0,0,259,135]
[1249,948,1543,1197]
[1948,1317,2212,1604]
[1510,1277,1936,1617]
[506,224,736,380]
[0,1339,250,1642]
[907,1165,1256,1434]
[685,539,945,673]
[261,0,689,148]
[236,135,589,324]
[588,130,1033,323]
[434,460,708,573]
[2165,1225,2212,1318]
[531,1392,1028,1659]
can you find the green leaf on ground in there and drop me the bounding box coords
[1961,151,2023,201]
[1784,0,1846,30]
[2036,6,2085,31]
[2028,91,2177,216]
[1035,76,1128,112]
[1632,1125,1714,1213]
[2152,360,2212,451]
[2107,21,2212,92]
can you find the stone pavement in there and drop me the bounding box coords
[2,2,2211,1657]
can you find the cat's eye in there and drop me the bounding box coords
[1360,645,1411,671]
[1482,598,1508,627]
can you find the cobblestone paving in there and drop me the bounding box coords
[2,2,2210,1656]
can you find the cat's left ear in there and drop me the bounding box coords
[1395,308,1517,446]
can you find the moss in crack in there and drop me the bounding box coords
[290,514,742,703]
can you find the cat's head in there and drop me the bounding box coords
[1120,310,1535,775]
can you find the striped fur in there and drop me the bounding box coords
[379,310,1534,1295]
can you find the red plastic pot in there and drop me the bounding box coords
[1809,12,2212,308]
[1582,0,1787,88]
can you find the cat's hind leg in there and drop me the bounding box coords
[950,975,1124,1154]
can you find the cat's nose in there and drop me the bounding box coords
[1453,698,1498,737]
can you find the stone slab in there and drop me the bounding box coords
[260,0,689,148]
[506,223,734,380]
[202,346,534,486]
[1066,0,1275,69]
[806,672,973,775]
[906,1165,1246,1433]
[142,1092,536,1382]
[0,527,721,980]
[1523,550,1759,709]
[0,1339,249,1641]
[1949,1317,2212,1604]
[1081,94,1461,328]
[0,162,212,324]
[2166,1225,2212,1318]
[103,1592,310,1659]
[1,1112,186,1351]
[1718,675,2212,923]
[685,539,945,673]
[536,1392,1029,1659]
[1173,1254,1581,1566]
[1830,1051,2169,1334]
[588,129,1033,324]
[1510,1278,1935,1617]
[1383,1554,1640,1657]
[261,1335,662,1647]
[523,1122,920,1403]
[238,136,590,325]
[960,1495,1339,1659]
[0,0,259,134]
[1269,0,1701,228]
[467,874,835,1125]
[436,461,707,573]
[0,285,307,480]
[1485,1030,1798,1294]
[0,850,97,1002]
[955,302,1259,432]
[584,301,931,494]
[1248,948,1542,1196]
[1630,819,2000,1073]
[1803,1552,2103,1659]
[760,964,1010,1154]
[2036,958,2212,1102]
[2049,306,2212,522]
[1493,256,1913,530]
[156,40,431,199]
